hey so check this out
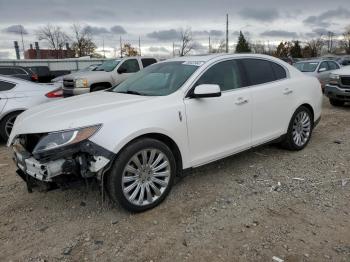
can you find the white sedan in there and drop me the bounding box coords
[0,75,62,141]
[8,54,322,212]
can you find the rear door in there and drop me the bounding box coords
[242,58,294,145]
[184,59,252,166]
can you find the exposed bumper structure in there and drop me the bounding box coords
[11,138,114,189]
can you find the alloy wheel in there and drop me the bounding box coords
[292,111,311,147]
[122,148,171,206]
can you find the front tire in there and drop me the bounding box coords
[107,138,176,212]
[329,98,344,107]
[281,106,313,151]
[0,112,21,141]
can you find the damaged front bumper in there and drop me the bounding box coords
[11,137,114,189]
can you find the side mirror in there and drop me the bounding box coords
[318,67,327,72]
[190,84,221,98]
[117,67,127,74]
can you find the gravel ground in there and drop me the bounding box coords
[0,97,349,262]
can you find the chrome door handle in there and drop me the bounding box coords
[235,97,248,105]
[283,88,293,95]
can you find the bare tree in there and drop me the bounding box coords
[36,24,69,50]
[210,39,226,53]
[178,28,193,56]
[306,37,324,57]
[341,26,350,54]
[251,41,267,54]
[121,43,139,56]
[71,24,96,57]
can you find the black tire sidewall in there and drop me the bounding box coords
[285,106,313,151]
[107,138,176,212]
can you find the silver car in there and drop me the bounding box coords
[0,75,62,141]
[294,59,341,90]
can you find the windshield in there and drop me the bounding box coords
[111,61,200,96]
[95,60,121,72]
[294,62,319,72]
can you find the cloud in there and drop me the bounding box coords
[0,51,10,59]
[193,30,224,37]
[232,31,251,38]
[147,29,180,41]
[148,46,170,52]
[260,30,298,38]
[238,8,279,22]
[303,7,350,27]
[192,41,207,52]
[83,25,109,35]
[3,25,28,35]
[110,25,127,34]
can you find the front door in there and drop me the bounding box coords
[184,59,251,167]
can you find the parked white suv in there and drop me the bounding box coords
[8,54,322,212]
[62,57,157,97]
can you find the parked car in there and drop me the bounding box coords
[51,64,101,83]
[28,66,71,83]
[324,66,350,106]
[62,57,157,97]
[0,66,38,82]
[8,54,322,212]
[0,76,62,141]
[294,59,341,90]
[336,57,350,66]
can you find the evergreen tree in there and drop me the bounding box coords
[235,31,251,53]
[290,41,302,58]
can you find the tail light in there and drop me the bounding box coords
[31,74,38,82]
[46,88,63,98]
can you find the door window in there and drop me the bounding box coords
[327,61,340,70]
[119,59,140,73]
[195,60,245,91]
[241,59,276,85]
[0,68,16,75]
[0,81,16,91]
[141,58,157,68]
[319,61,329,71]
[271,63,287,80]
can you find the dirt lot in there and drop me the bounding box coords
[0,97,349,262]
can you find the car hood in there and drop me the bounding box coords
[63,70,110,81]
[332,67,350,76]
[8,91,155,144]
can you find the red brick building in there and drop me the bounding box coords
[24,49,75,59]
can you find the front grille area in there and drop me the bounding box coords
[340,77,350,87]
[63,79,74,89]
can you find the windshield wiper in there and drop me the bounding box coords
[117,90,143,95]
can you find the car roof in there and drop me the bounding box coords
[165,53,287,63]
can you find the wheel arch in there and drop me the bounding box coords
[0,109,25,123]
[114,132,184,176]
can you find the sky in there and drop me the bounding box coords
[0,0,349,59]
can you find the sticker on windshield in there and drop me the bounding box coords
[182,61,205,66]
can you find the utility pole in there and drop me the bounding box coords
[139,36,141,56]
[120,36,123,58]
[102,37,106,58]
[20,26,25,59]
[172,42,175,57]
[208,35,211,53]
[226,14,229,53]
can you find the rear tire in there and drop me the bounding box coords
[329,98,344,107]
[107,138,176,212]
[0,112,21,141]
[280,106,313,151]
